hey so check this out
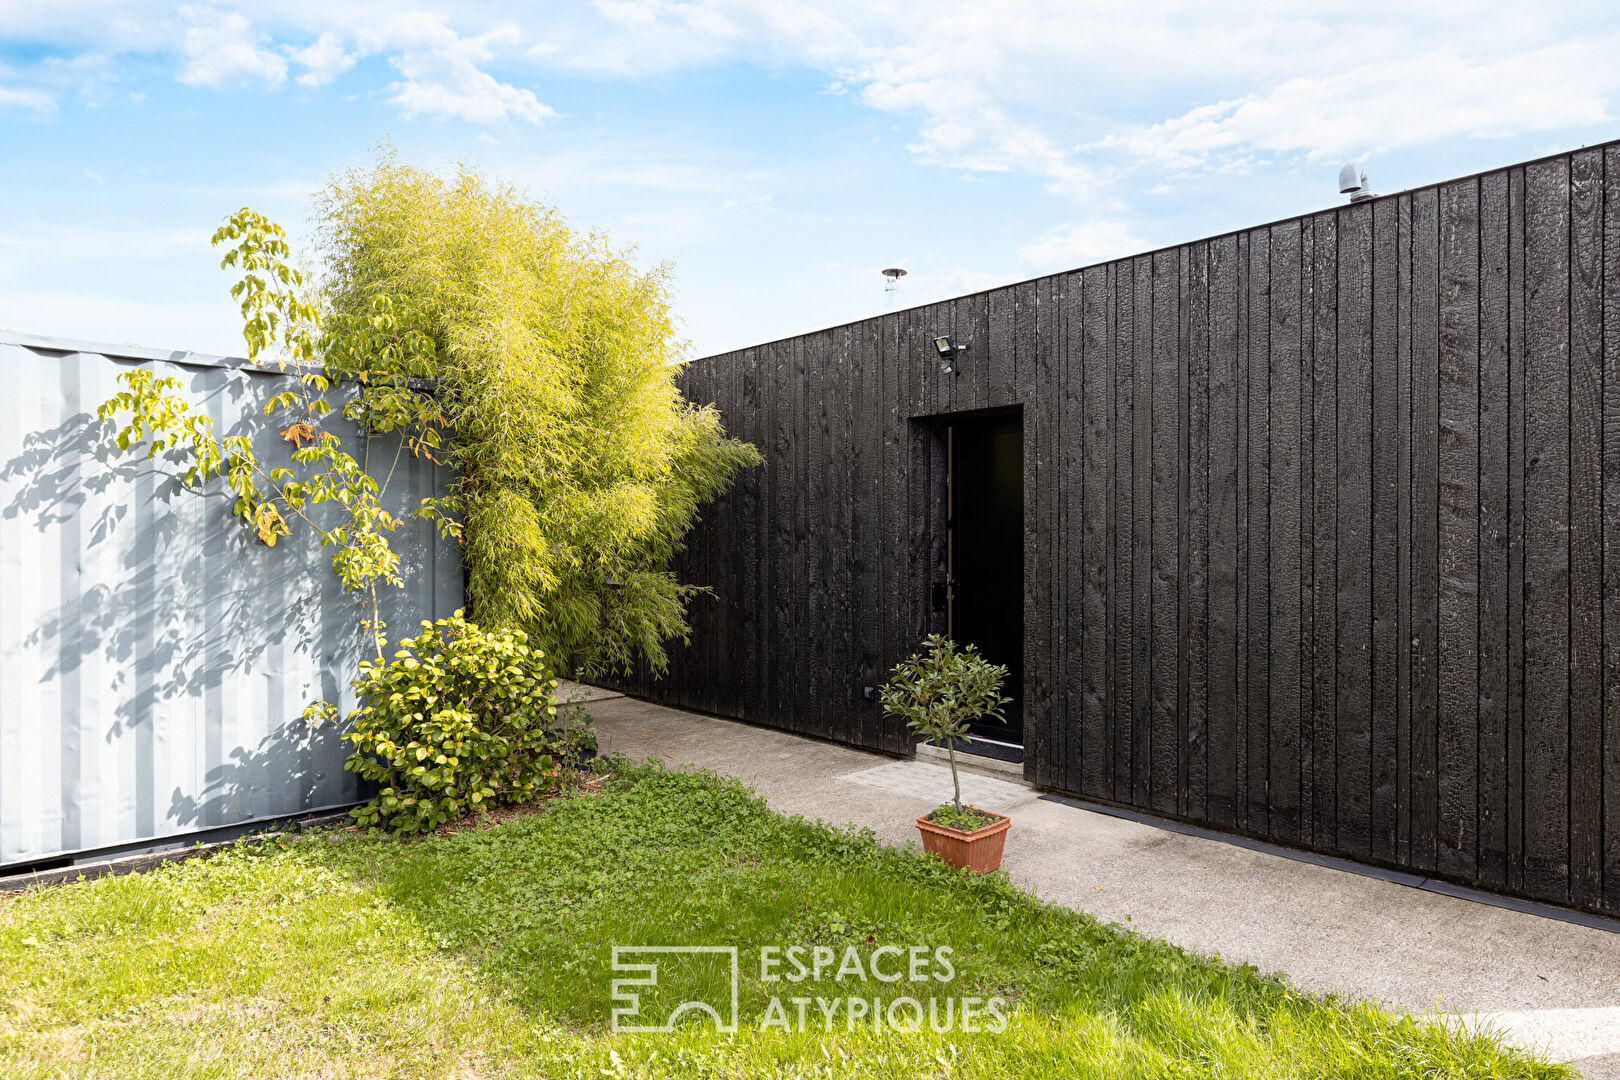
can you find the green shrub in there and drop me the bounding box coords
[338,610,560,834]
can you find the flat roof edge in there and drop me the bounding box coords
[0,328,251,371]
[687,133,1620,364]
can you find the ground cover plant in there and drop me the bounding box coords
[0,762,1569,1079]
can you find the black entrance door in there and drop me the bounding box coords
[947,412,1024,742]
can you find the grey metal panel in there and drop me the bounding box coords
[0,334,461,866]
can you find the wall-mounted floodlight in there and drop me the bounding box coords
[934,334,969,375]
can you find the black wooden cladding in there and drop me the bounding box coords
[618,141,1620,917]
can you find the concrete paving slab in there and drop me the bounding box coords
[590,695,1620,1077]
[556,680,624,704]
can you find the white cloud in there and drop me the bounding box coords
[10,0,1620,282]
[1098,40,1620,170]
[18,2,1620,175]
[30,6,558,125]
[1019,220,1153,273]
[521,0,1620,198]
[177,7,287,88]
[0,84,55,116]
[362,13,555,126]
[289,31,355,88]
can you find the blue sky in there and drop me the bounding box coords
[3,1,1619,359]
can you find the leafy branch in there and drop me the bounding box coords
[95,208,458,660]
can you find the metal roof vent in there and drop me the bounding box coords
[1339,162,1376,203]
[882,267,907,307]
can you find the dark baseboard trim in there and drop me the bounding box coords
[926,736,1025,765]
[0,803,363,888]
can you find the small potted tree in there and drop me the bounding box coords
[879,634,1012,873]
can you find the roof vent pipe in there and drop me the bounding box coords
[882,267,907,308]
[1339,162,1376,203]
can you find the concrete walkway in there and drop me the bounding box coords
[590,693,1620,1078]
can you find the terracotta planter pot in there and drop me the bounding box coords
[915,808,1011,873]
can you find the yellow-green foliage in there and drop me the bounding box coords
[314,151,759,676]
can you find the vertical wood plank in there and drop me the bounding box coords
[706,360,725,715]
[1311,211,1340,849]
[1568,148,1604,910]
[1337,202,1375,859]
[738,347,762,724]
[764,341,785,727]
[853,321,882,748]
[1246,227,1272,835]
[1396,194,1414,864]
[1521,157,1571,901]
[1438,178,1481,880]
[1300,220,1318,843]
[1062,273,1088,794]
[1178,245,1192,815]
[880,314,907,753]
[1113,260,1136,802]
[1024,278,1056,784]
[805,333,828,735]
[1208,235,1240,828]
[1018,283,1040,777]
[1386,194,1412,861]
[988,288,1015,410]
[1133,255,1155,808]
[1477,172,1511,888]
[1506,167,1528,893]
[1081,267,1114,799]
[732,350,750,719]
[694,359,714,715]
[1264,222,1303,841]
[688,359,709,712]
[1370,196,1402,860]
[719,353,742,718]
[1187,242,1212,820]
[833,326,857,745]
[1411,186,1442,872]
[1235,231,1251,827]
[787,341,806,735]
[1151,250,1181,812]
[906,310,937,679]
[1603,147,1620,913]
[1046,276,1065,789]
[791,337,810,733]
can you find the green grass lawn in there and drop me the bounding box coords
[0,762,1571,1079]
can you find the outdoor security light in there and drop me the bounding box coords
[934,334,968,375]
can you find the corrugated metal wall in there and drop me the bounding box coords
[0,332,463,866]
